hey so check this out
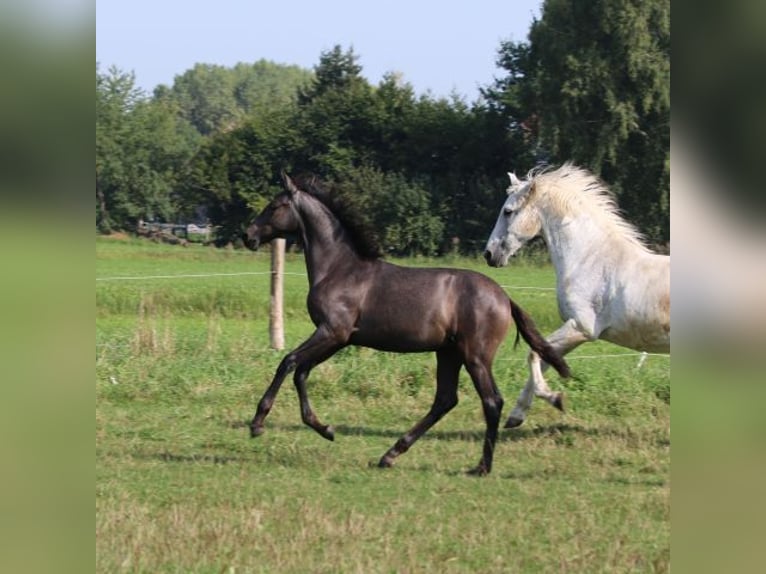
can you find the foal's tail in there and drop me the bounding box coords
[509,299,571,378]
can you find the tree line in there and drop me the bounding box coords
[97,0,669,254]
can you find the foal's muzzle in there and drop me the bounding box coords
[244,221,267,251]
[243,233,260,251]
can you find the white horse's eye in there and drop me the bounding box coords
[503,206,514,216]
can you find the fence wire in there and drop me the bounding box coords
[96,271,669,367]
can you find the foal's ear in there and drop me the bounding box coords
[281,171,300,198]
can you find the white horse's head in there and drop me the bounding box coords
[483,172,542,267]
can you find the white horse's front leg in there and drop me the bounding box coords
[506,319,590,428]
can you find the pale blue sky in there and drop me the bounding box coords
[96,0,541,101]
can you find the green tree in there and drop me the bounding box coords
[389,94,527,252]
[337,166,444,256]
[295,45,380,176]
[298,45,364,104]
[97,65,141,231]
[171,45,530,254]
[232,60,312,115]
[167,64,240,135]
[369,72,418,172]
[489,0,670,243]
[96,65,200,232]
[165,61,312,136]
[184,107,304,245]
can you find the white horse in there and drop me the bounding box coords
[484,163,670,428]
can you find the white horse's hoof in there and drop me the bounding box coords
[504,416,525,429]
[552,393,565,412]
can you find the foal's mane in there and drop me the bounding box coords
[292,175,383,260]
[530,163,649,251]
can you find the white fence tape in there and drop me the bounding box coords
[96,271,558,292]
[95,273,668,367]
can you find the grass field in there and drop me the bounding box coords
[96,236,670,573]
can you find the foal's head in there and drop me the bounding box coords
[484,172,543,267]
[244,172,303,250]
[244,172,382,259]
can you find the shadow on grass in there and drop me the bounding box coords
[227,418,631,443]
[497,467,667,486]
[365,461,667,486]
[128,420,665,480]
[133,451,251,465]
[128,448,666,486]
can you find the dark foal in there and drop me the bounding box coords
[244,173,569,475]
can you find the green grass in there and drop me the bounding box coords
[96,236,670,573]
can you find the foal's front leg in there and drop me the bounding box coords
[292,341,345,441]
[250,325,345,438]
[506,319,589,428]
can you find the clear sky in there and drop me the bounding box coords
[96,0,541,101]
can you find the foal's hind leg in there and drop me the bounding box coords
[506,319,588,428]
[378,350,461,469]
[464,358,503,475]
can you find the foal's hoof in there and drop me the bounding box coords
[319,425,335,442]
[552,393,565,412]
[375,457,393,469]
[467,465,490,476]
[249,425,265,438]
[504,416,525,429]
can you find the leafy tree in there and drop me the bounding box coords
[488,0,670,243]
[96,65,143,231]
[184,107,304,245]
[377,175,444,256]
[369,72,418,172]
[231,60,312,115]
[298,45,364,104]
[388,94,528,251]
[294,45,381,176]
[165,64,240,135]
[164,60,312,136]
[291,46,507,253]
[96,65,200,232]
[336,166,444,256]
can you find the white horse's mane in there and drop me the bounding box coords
[528,163,650,252]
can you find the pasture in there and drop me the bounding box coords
[96,237,670,573]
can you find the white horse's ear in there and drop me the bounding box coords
[508,172,521,186]
[506,180,535,210]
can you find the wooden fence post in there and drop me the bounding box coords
[269,238,285,350]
